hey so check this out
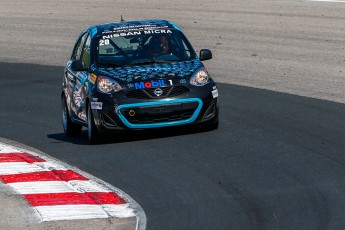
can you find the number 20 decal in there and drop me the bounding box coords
[99,39,110,46]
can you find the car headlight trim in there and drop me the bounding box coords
[97,75,123,93]
[190,67,210,86]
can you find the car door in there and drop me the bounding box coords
[65,32,91,122]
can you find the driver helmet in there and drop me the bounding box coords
[148,35,169,57]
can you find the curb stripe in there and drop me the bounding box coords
[35,204,135,221]
[35,205,110,221]
[25,192,97,206]
[9,181,77,194]
[0,170,88,183]
[0,142,146,228]
[24,192,126,206]
[86,192,126,205]
[101,204,135,218]
[0,152,45,163]
[0,162,48,175]
[53,170,88,181]
[7,180,114,194]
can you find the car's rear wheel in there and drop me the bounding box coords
[61,95,82,136]
[87,103,101,144]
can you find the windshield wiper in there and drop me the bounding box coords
[97,62,122,68]
[130,60,171,66]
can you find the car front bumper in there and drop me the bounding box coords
[91,83,219,133]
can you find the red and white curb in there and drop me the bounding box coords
[0,141,146,229]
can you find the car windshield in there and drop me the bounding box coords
[95,29,196,67]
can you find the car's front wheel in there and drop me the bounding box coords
[61,95,82,136]
[87,103,101,144]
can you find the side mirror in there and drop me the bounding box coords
[199,49,212,61]
[71,60,87,71]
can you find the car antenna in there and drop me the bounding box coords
[120,15,125,22]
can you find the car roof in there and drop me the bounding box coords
[87,20,182,37]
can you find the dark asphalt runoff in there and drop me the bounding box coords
[1,62,345,229]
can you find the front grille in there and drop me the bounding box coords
[126,86,190,99]
[129,111,194,124]
[126,90,147,99]
[170,86,190,97]
[120,101,198,124]
[144,87,171,97]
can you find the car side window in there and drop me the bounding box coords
[71,33,88,60]
[81,35,91,68]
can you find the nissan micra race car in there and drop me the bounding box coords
[61,20,219,143]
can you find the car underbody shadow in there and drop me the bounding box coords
[47,125,217,145]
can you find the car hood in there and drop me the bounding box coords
[94,59,203,84]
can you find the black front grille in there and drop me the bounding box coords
[126,86,190,99]
[144,87,171,97]
[120,101,198,124]
[170,86,190,97]
[126,90,147,99]
[129,111,194,124]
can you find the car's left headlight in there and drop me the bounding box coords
[97,75,123,93]
[190,67,210,86]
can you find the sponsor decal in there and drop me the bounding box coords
[99,24,173,45]
[91,102,103,110]
[101,30,172,40]
[89,73,97,84]
[100,30,173,46]
[212,89,219,98]
[134,80,165,89]
[102,24,169,34]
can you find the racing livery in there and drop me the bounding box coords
[61,20,219,143]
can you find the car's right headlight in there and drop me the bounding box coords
[190,67,210,86]
[97,75,123,94]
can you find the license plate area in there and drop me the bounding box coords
[120,102,198,124]
[138,103,182,115]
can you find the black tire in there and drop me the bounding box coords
[61,95,82,136]
[87,103,101,144]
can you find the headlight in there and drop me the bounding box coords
[97,75,123,93]
[190,67,210,86]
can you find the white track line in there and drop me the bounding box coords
[0,162,48,175]
[102,204,136,218]
[35,204,136,221]
[8,181,76,194]
[68,180,112,193]
[0,161,69,175]
[9,180,113,195]
[0,145,19,153]
[35,205,109,221]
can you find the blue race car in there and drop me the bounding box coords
[61,20,219,143]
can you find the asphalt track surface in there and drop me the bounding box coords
[1,62,345,229]
[1,0,345,229]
